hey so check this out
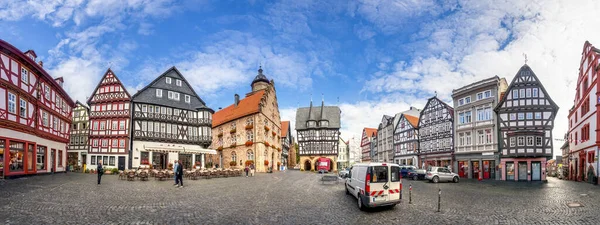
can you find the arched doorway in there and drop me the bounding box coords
[304,160,311,171]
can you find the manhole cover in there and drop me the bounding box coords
[567,202,583,208]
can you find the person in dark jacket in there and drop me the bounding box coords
[97,160,104,185]
[175,161,184,188]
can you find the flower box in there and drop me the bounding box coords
[230,129,236,134]
[217,133,223,137]
[264,160,269,166]
[245,141,253,146]
[245,160,254,166]
[230,143,236,148]
[264,126,270,131]
[217,146,223,151]
[272,131,276,136]
[264,142,270,147]
[230,161,237,166]
[245,124,254,130]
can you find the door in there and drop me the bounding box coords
[518,162,528,181]
[389,166,401,200]
[50,149,56,173]
[472,161,480,179]
[531,162,541,181]
[118,157,125,171]
[488,161,495,179]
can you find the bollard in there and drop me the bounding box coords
[409,184,412,204]
[437,188,441,212]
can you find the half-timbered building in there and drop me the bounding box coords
[212,67,282,172]
[418,96,454,169]
[452,76,508,180]
[494,64,558,181]
[87,69,131,171]
[296,100,341,172]
[376,115,394,163]
[131,67,214,170]
[0,40,75,178]
[67,101,89,170]
[393,108,421,166]
[281,121,291,167]
[567,41,600,182]
[360,128,377,162]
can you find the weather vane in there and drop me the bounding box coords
[523,53,528,64]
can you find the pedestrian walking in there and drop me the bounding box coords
[245,165,249,177]
[175,161,184,188]
[97,160,104,185]
[173,160,179,186]
[250,163,255,177]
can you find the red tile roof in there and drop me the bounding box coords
[281,121,290,137]
[404,114,419,128]
[212,90,265,127]
[364,128,377,137]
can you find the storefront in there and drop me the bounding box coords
[0,135,66,178]
[454,152,498,179]
[394,155,417,166]
[501,158,547,181]
[132,144,217,169]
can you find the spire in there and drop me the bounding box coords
[258,65,263,75]
[320,93,325,119]
[523,53,528,64]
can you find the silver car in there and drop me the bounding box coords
[425,166,459,183]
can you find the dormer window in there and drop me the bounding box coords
[166,77,172,84]
[307,121,316,128]
[319,120,329,127]
[176,79,182,86]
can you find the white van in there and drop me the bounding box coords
[345,163,402,210]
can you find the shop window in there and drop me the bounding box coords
[141,152,149,165]
[91,156,96,165]
[27,144,34,171]
[37,146,46,170]
[109,156,115,166]
[506,162,515,180]
[9,141,25,172]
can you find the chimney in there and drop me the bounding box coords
[38,61,43,67]
[54,77,64,88]
[234,94,240,106]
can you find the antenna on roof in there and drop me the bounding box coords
[523,53,528,64]
[434,91,437,97]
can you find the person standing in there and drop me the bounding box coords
[250,163,255,177]
[173,160,179,186]
[244,165,249,177]
[176,160,184,188]
[97,160,104,185]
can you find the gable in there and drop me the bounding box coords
[419,96,453,127]
[87,69,131,105]
[213,90,265,127]
[495,64,558,112]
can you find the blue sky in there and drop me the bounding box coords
[1,0,600,155]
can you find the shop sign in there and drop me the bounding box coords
[482,152,493,156]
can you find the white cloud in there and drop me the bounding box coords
[358,0,600,157]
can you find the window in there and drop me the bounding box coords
[156,89,162,97]
[485,129,492,144]
[513,90,518,99]
[391,166,401,182]
[21,68,28,83]
[465,131,472,145]
[246,130,254,142]
[520,89,525,98]
[93,139,99,147]
[532,88,538,97]
[247,150,254,160]
[109,156,115,166]
[459,133,465,146]
[112,139,118,147]
[526,88,531,97]
[465,97,471,104]
[526,136,534,146]
[168,91,173,99]
[477,130,485,144]
[484,90,491,98]
[535,137,542,146]
[100,121,106,130]
[91,156,96,165]
[320,120,329,127]
[526,112,533,120]
[58,150,63,167]
[510,113,516,121]
[477,93,483,100]
[44,85,50,99]
[370,166,388,183]
[166,77,172,84]
[112,121,118,130]
[231,152,237,162]
[459,99,464,106]
[176,79,182,86]
[119,139,125,147]
[103,156,108,165]
[465,111,472,123]
[174,92,180,101]
[19,98,27,117]
[102,139,108,147]
[535,112,542,119]
[510,137,516,147]
[185,95,190,103]
[8,92,16,114]
[518,113,524,120]
[517,137,525,146]
[142,105,147,112]
[37,146,46,170]
[459,112,465,124]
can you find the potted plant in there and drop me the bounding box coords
[264,160,269,166]
[245,160,254,166]
[264,142,270,147]
[230,128,236,133]
[112,168,119,174]
[230,161,237,167]
[264,126,270,131]
[245,141,253,146]
[245,124,253,130]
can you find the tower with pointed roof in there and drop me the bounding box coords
[129,67,214,170]
[212,67,283,172]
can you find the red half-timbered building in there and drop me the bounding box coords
[0,39,75,178]
[87,69,131,171]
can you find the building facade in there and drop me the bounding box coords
[376,115,394,162]
[86,69,131,171]
[337,138,349,169]
[212,68,282,172]
[452,76,508,180]
[495,64,558,181]
[130,67,214,170]
[296,101,341,172]
[393,113,420,167]
[418,96,454,169]
[360,128,376,162]
[281,121,291,167]
[0,40,75,178]
[567,41,600,182]
[67,101,89,170]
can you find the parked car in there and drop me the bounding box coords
[339,168,350,178]
[425,166,459,183]
[345,163,402,210]
[407,168,426,180]
[400,166,417,177]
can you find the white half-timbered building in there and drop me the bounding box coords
[67,101,89,170]
[418,96,454,169]
[0,40,75,178]
[393,112,420,166]
[87,69,131,171]
[296,100,341,172]
[494,64,558,181]
[131,67,214,170]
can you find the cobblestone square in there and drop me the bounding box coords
[1,171,600,224]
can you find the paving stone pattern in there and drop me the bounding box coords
[1,171,600,224]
